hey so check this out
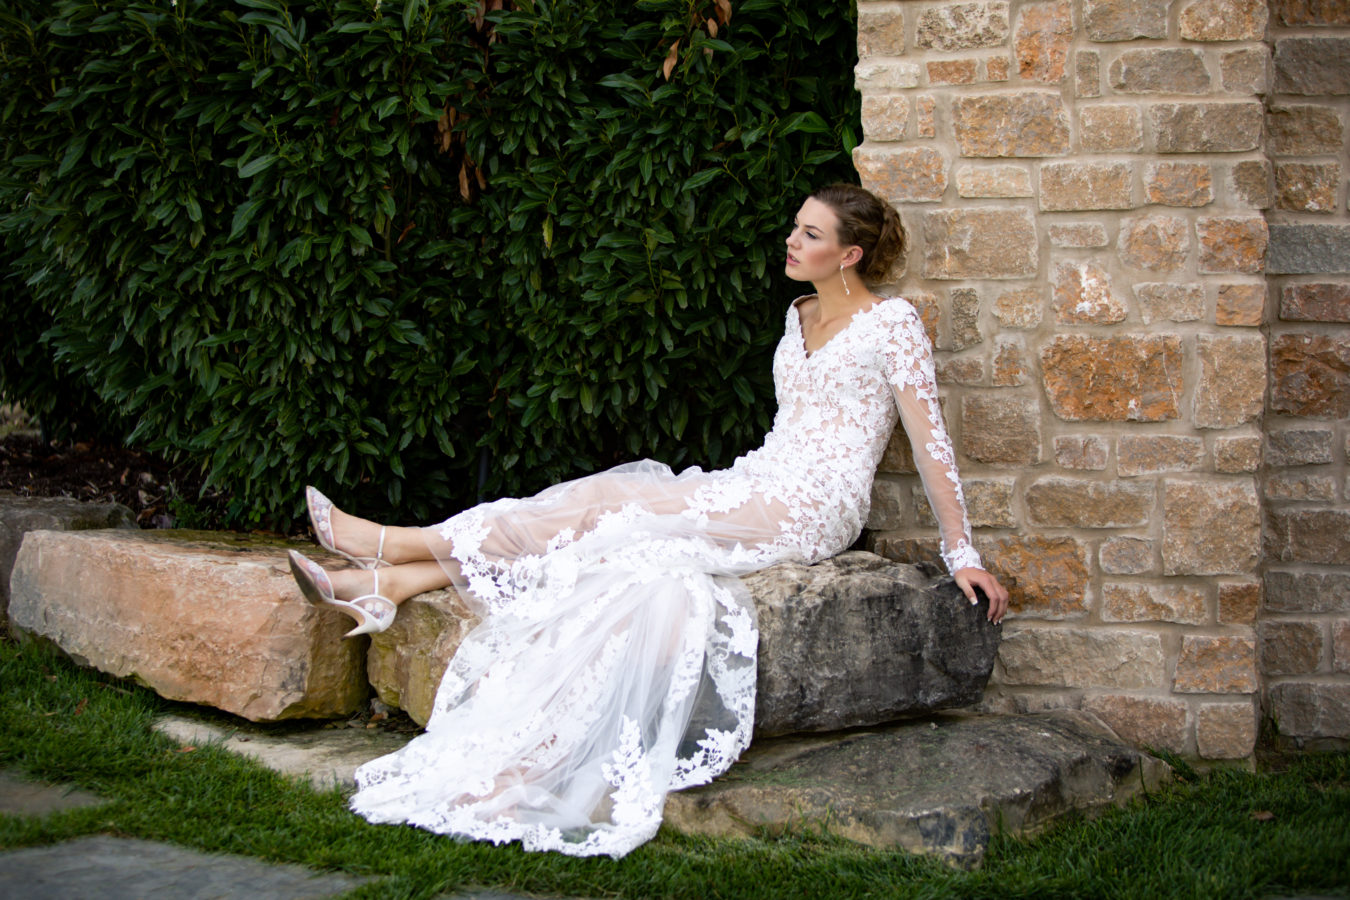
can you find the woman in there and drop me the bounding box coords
[289,183,1009,857]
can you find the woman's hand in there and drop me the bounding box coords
[954,567,1009,625]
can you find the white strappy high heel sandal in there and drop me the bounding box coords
[288,550,397,638]
[306,486,390,570]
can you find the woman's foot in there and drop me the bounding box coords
[306,486,391,569]
[289,550,397,638]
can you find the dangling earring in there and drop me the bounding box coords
[840,262,851,296]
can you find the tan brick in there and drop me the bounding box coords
[1145,162,1213,208]
[950,287,982,351]
[1196,702,1257,760]
[1281,284,1350,324]
[1260,620,1324,675]
[858,6,907,57]
[993,287,1044,328]
[1264,473,1337,501]
[1270,333,1350,419]
[879,427,917,475]
[993,337,1029,387]
[1220,47,1269,94]
[1266,509,1350,565]
[1163,480,1261,575]
[1082,694,1188,751]
[1334,620,1350,673]
[1229,160,1272,209]
[1273,37,1350,96]
[1026,477,1153,528]
[1101,537,1154,575]
[866,477,906,530]
[961,395,1042,465]
[861,95,910,143]
[1151,102,1264,153]
[1267,106,1345,156]
[1041,162,1133,211]
[979,537,1090,619]
[1267,569,1350,616]
[1076,49,1102,97]
[1216,283,1264,326]
[1194,333,1266,429]
[1119,215,1190,273]
[1273,0,1350,26]
[1110,49,1211,94]
[1084,0,1170,41]
[909,290,942,347]
[855,60,922,90]
[1197,216,1268,275]
[1134,283,1204,325]
[922,207,1038,279]
[1266,428,1334,466]
[1103,584,1208,625]
[1180,0,1269,41]
[1214,435,1262,473]
[1267,682,1350,740]
[1217,581,1261,624]
[854,146,948,204]
[917,95,937,138]
[1118,434,1204,476]
[999,626,1165,688]
[936,356,986,385]
[1015,0,1073,83]
[1274,162,1340,214]
[954,92,1071,157]
[916,2,1011,51]
[956,165,1032,198]
[928,59,979,84]
[914,477,1016,528]
[1053,262,1126,324]
[986,55,1011,81]
[1173,634,1258,693]
[1054,435,1108,470]
[1042,334,1183,422]
[1049,223,1109,248]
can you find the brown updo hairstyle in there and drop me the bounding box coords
[808,183,907,285]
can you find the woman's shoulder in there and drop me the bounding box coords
[872,295,925,330]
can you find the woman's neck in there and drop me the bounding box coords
[810,271,872,319]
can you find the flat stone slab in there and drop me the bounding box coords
[154,714,413,791]
[0,836,370,900]
[372,551,1002,736]
[0,769,107,817]
[9,529,367,721]
[664,710,1169,867]
[0,494,136,617]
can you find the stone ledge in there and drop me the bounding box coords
[664,710,1169,867]
[1,494,137,617]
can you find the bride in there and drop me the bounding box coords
[288,182,1010,857]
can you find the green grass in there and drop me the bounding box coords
[1,638,1347,900]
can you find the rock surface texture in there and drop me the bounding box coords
[8,529,367,721]
[371,551,1002,734]
[0,494,136,618]
[665,710,1168,867]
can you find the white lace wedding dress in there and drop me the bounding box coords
[348,296,982,857]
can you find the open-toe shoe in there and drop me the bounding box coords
[306,486,390,570]
[288,549,397,638]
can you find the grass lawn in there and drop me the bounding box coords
[1,637,1346,900]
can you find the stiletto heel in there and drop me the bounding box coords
[306,486,390,570]
[288,550,397,638]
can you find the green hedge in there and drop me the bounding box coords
[0,0,860,528]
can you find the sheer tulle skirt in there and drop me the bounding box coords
[349,461,802,857]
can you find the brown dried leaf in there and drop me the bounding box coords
[715,0,732,26]
[707,17,718,38]
[176,745,197,753]
[662,40,680,81]
[73,698,88,716]
[459,161,472,201]
[1251,810,1275,821]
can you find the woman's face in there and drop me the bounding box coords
[784,197,854,284]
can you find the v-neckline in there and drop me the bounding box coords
[793,295,886,359]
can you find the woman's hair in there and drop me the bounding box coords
[808,183,907,285]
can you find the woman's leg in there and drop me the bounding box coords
[326,506,437,565]
[326,559,458,607]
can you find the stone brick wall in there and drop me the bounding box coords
[1261,0,1350,750]
[855,0,1349,760]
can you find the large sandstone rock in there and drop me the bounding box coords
[664,710,1169,867]
[369,552,1003,736]
[8,529,367,721]
[0,494,136,618]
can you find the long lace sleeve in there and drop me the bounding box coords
[881,307,983,575]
